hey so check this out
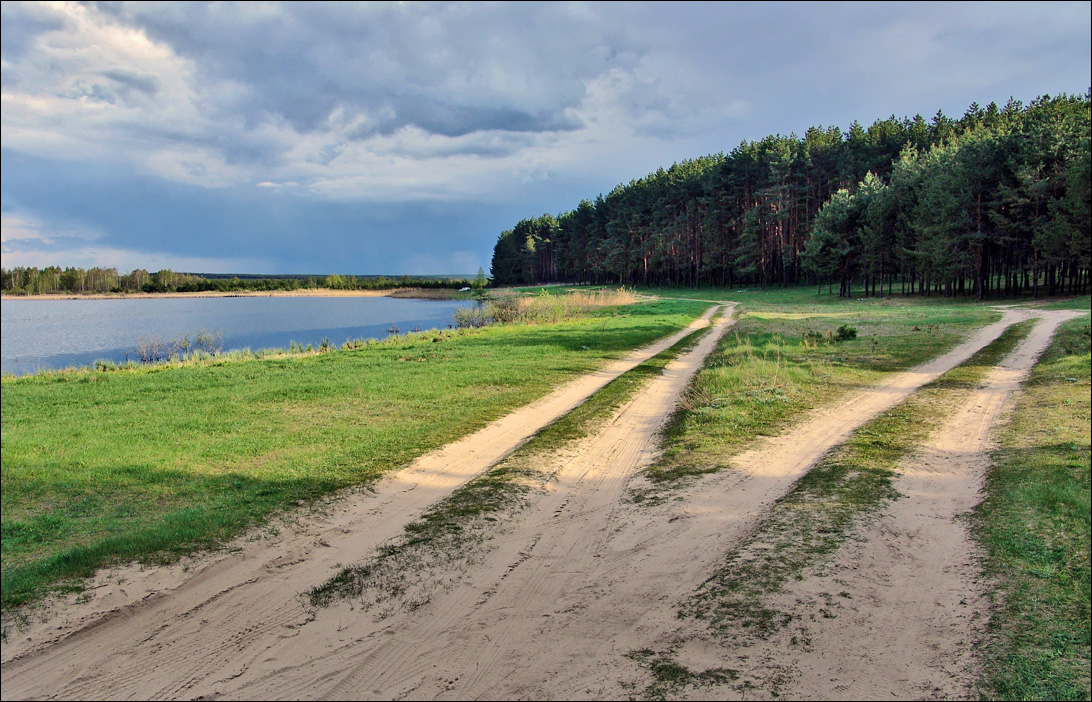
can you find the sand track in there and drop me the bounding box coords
[0,307,1075,701]
[671,309,1082,700]
[0,306,724,700]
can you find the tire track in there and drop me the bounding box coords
[220,308,1032,701]
[703,310,1082,700]
[221,308,737,700]
[0,307,721,701]
[3,306,1049,701]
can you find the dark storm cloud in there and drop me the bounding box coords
[0,1,66,61]
[91,1,625,138]
[115,124,276,166]
[100,69,161,96]
[1,149,534,272]
[1,235,98,254]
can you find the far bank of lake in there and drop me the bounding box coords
[1,296,474,376]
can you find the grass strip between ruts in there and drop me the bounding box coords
[636,298,999,494]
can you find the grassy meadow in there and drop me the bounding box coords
[1,296,707,609]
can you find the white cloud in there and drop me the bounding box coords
[2,239,273,274]
[2,1,749,203]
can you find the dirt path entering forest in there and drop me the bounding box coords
[0,308,1071,701]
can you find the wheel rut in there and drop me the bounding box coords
[0,306,722,701]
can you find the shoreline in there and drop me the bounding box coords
[0,288,457,301]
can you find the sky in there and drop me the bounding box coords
[2,1,1089,276]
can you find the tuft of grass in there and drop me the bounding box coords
[973,317,1091,701]
[625,648,738,700]
[0,298,709,611]
[306,325,709,610]
[485,287,638,325]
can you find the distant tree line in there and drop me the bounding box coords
[0,268,476,295]
[491,93,1090,298]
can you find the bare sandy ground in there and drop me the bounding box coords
[0,305,726,699]
[0,307,1075,701]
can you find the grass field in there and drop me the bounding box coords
[1,297,707,609]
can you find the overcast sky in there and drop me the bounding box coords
[2,1,1089,275]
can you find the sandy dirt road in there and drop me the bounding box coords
[0,306,726,699]
[666,309,1082,700]
[0,308,1074,700]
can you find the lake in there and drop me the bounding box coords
[0,296,474,376]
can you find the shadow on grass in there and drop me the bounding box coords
[1,467,339,610]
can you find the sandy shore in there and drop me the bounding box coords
[1,288,443,301]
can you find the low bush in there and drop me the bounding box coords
[454,306,492,329]
[835,324,858,341]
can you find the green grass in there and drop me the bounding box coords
[625,649,738,700]
[0,298,709,610]
[639,295,999,490]
[973,317,1091,701]
[307,325,709,609]
[635,284,1091,310]
[1024,294,1092,312]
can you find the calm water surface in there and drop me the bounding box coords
[1,296,473,376]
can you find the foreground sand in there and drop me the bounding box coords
[0,307,1078,700]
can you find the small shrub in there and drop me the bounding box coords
[485,297,521,324]
[193,330,223,355]
[454,306,492,329]
[834,325,858,341]
[135,335,172,364]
